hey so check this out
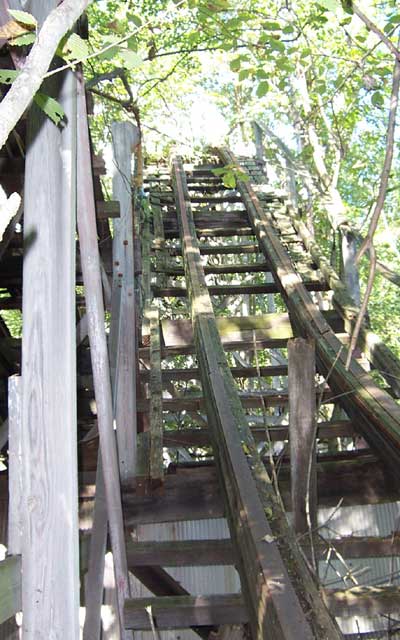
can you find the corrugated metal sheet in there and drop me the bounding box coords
[318,501,400,636]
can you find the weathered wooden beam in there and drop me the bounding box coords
[153,261,271,276]
[153,280,328,298]
[318,535,400,558]
[288,338,317,534]
[110,121,137,483]
[96,200,120,220]
[128,567,214,640]
[138,364,288,382]
[325,586,400,617]
[162,420,355,447]
[124,594,247,630]
[7,376,22,556]
[0,556,21,625]
[159,312,343,349]
[148,306,163,485]
[126,538,234,567]
[172,156,341,640]
[21,55,79,637]
[82,458,107,640]
[136,388,334,412]
[123,466,223,525]
[76,74,131,634]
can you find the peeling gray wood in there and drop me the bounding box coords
[21,62,79,637]
[110,121,137,483]
[76,75,131,636]
[82,458,107,640]
[7,376,22,556]
[0,556,21,625]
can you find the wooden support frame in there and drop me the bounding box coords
[0,556,21,626]
[76,72,131,635]
[219,147,400,481]
[109,121,137,484]
[20,58,79,636]
[148,305,164,485]
[172,156,341,640]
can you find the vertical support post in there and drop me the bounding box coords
[21,57,79,639]
[7,376,22,557]
[148,306,163,486]
[82,459,107,640]
[110,121,139,483]
[288,337,317,535]
[341,230,361,307]
[76,73,131,636]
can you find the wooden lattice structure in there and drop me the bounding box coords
[2,11,400,639]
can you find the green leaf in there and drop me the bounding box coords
[230,58,241,72]
[268,37,285,53]
[98,44,120,61]
[0,69,19,85]
[128,14,142,27]
[33,92,65,126]
[340,0,353,14]
[222,172,236,189]
[8,9,37,27]
[120,49,143,69]
[371,91,384,107]
[256,81,269,97]
[10,31,36,46]
[317,0,340,11]
[263,21,281,31]
[256,68,268,79]
[238,68,250,82]
[60,32,89,61]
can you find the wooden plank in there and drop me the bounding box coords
[0,556,21,625]
[318,535,400,558]
[160,312,343,348]
[21,57,79,637]
[153,261,271,276]
[136,388,334,412]
[324,586,400,617]
[82,458,107,640]
[162,420,355,447]
[288,338,317,534]
[219,148,400,481]
[153,281,328,297]
[96,200,120,220]
[124,594,247,630]
[128,567,213,640]
[140,364,289,382]
[7,376,22,555]
[148,306,163,485]
[165,242,260,256]
[76,74,131,634]
[110,121,137,483]
[123,467,224,525]
[172,157,341,640]
[126,539,234,567]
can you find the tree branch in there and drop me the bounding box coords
[345,38,400,368]
[0,0,91,151]
[357,37,400,263]
[352,3,400,61]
